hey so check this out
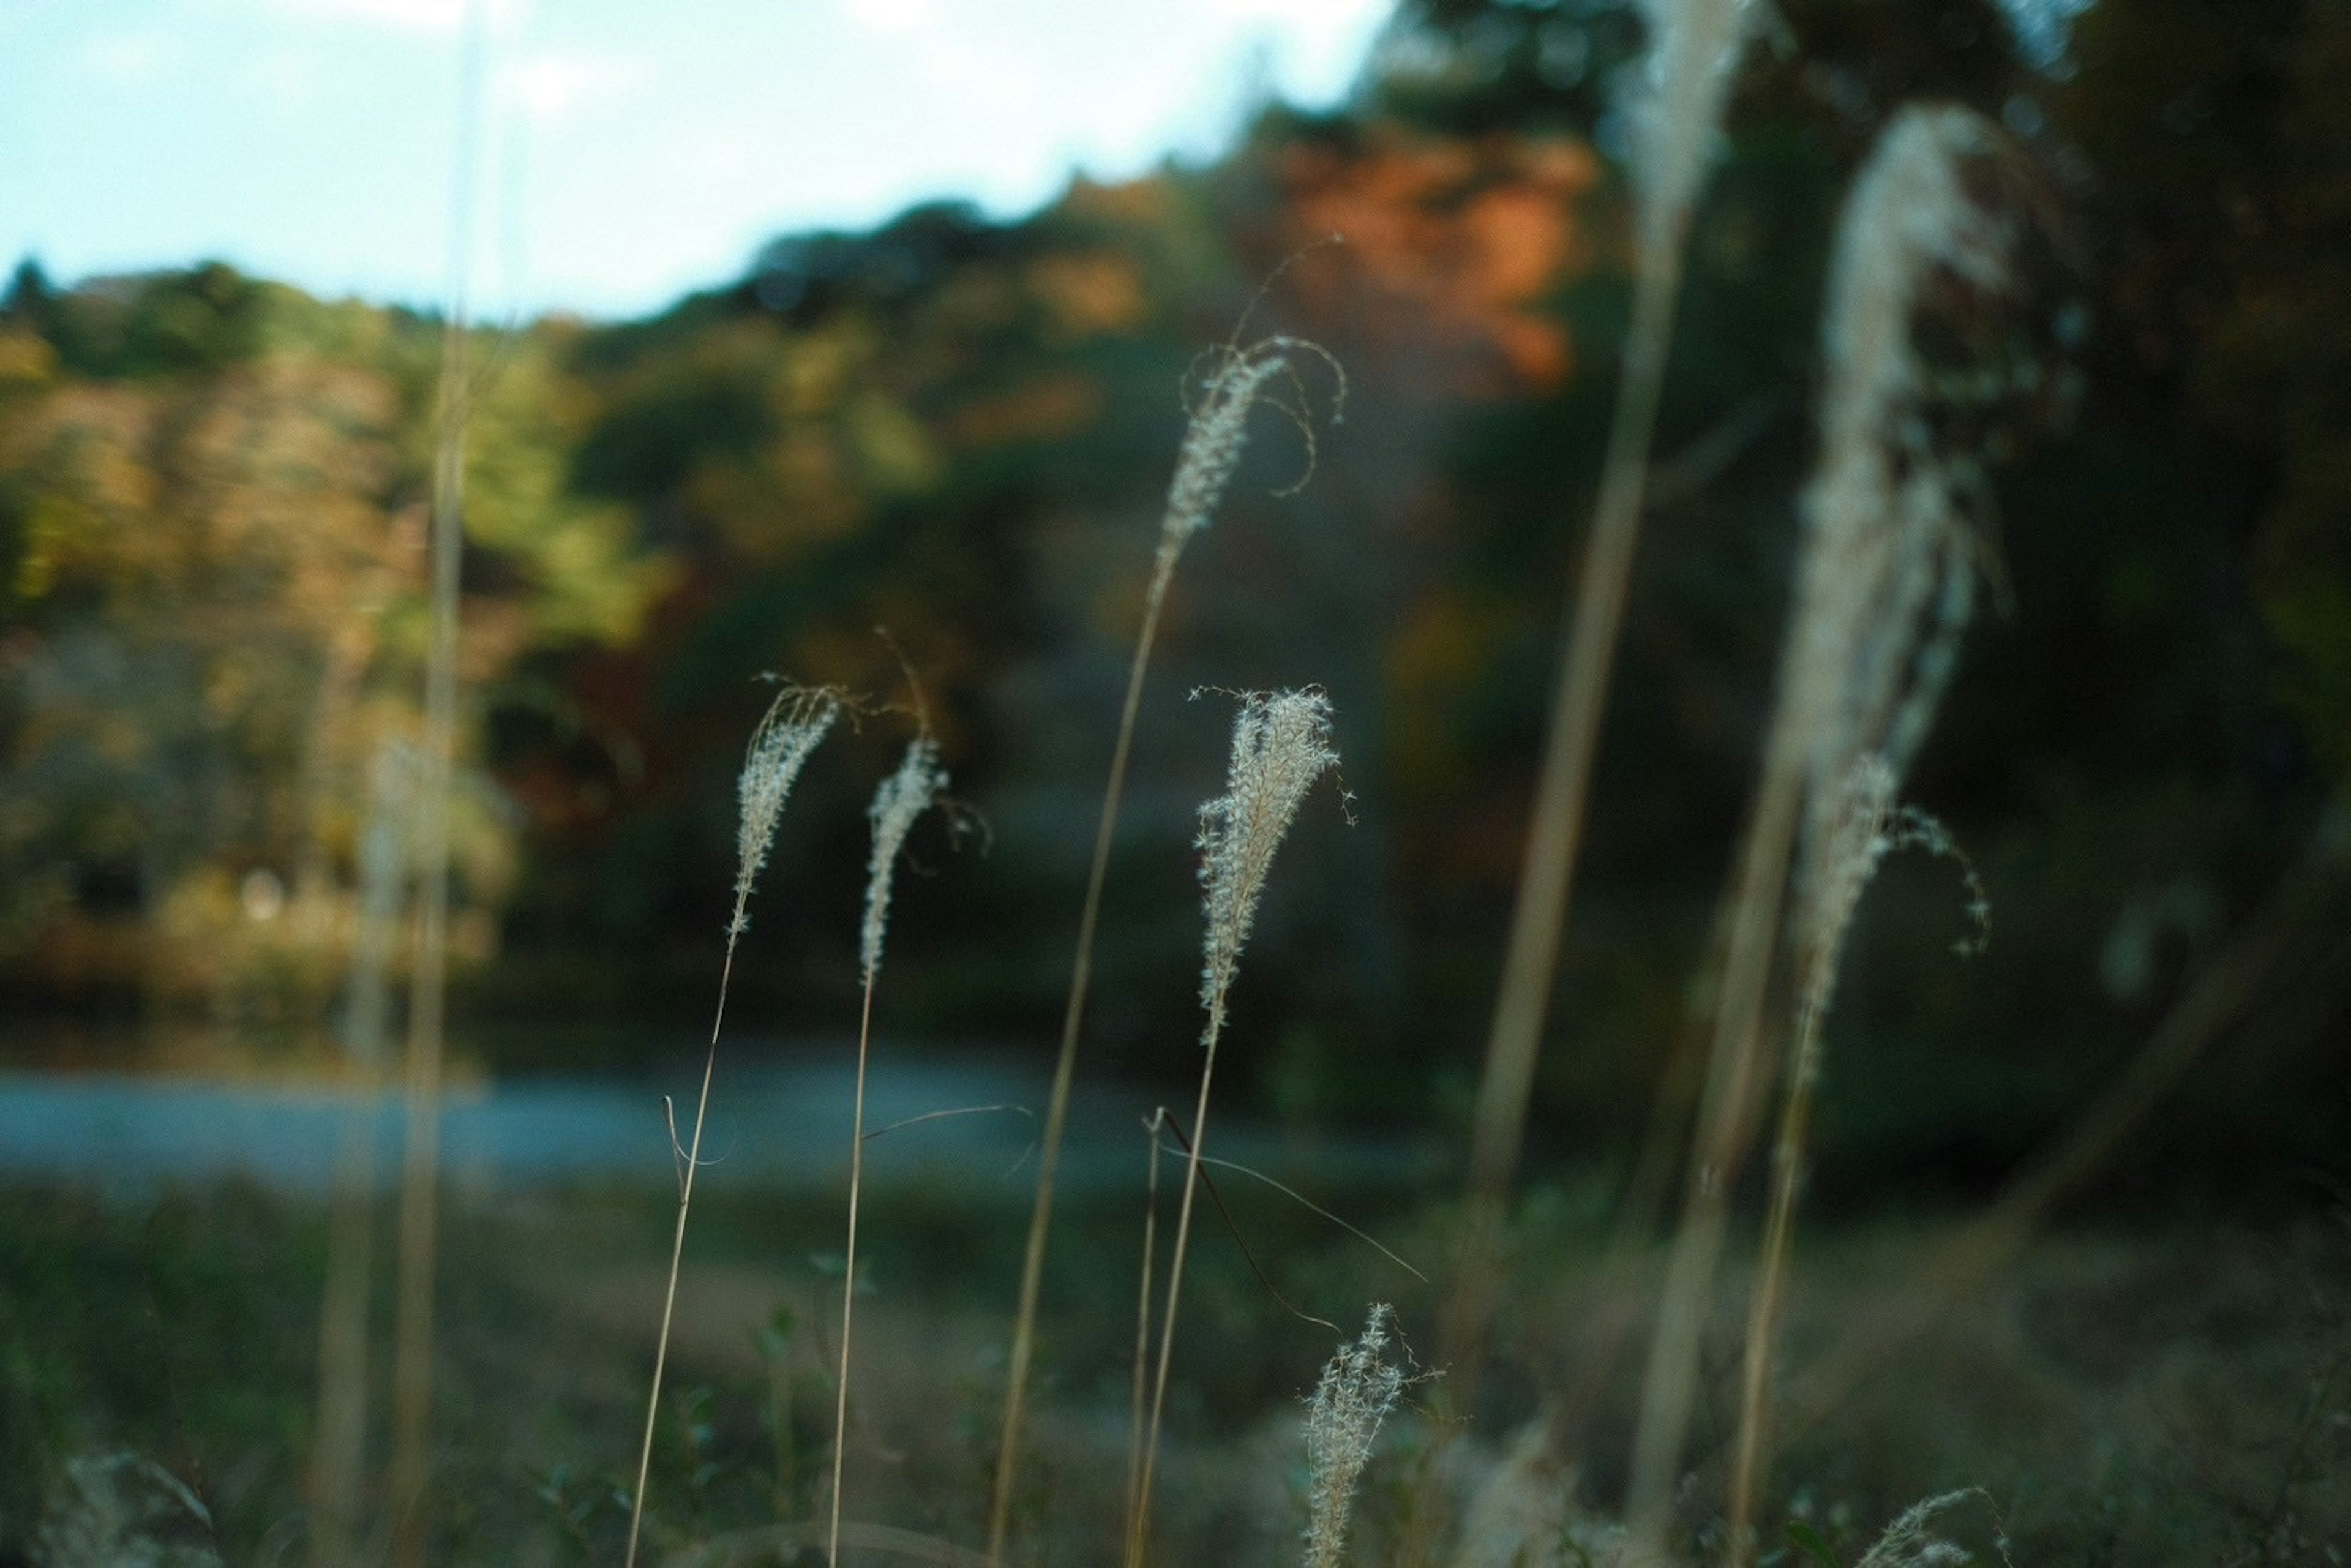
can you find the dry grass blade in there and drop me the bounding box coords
[1130,688,1341,1567]
[1124,1109,1168,1552]
[309,742,412,1566]
[627,685,839,1568]
[1445,0,1760,1416]
[386,28,482,1539]
[830,730,950,1568]
[1728,758,1987,1553]
[989,331,1341,1564]
[1627,104,2017,1561]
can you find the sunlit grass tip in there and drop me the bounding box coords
[732,685,844,938]
[1195,686,1345,1020]
[860,732,949,983]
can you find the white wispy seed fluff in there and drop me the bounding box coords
[1302,1304,1406,1568]
[1787,105,2014,866]
[1156,343,1296,574]
[732,688,841,937]
[1196,689,1341,1022]
[861,733,948,984]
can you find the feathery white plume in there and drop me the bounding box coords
[1787,105,2015,866]
[1196,689,1342,1020]
[732,687,839,938]
[1855,1490,2000,1568]
[1159,339,1333,573]
[861,733,948,984]
[1301,1304,1405,1568]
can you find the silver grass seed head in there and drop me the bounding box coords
[732,687,840,937]
[1799,754,1992,1030]
[1302,1304,1405,1568]
[1196,688,1342,1018]
[1789,105,2015,864]
[860,732,948,985]
[1854,1490,1998,1568]
[1157,342,1295,571]
[1799,754,1900,1018]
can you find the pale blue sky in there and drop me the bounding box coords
[1,0,1393,320]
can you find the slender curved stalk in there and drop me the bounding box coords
[629,686,836,1564]
[385,77,478,1566]
[624,942,741,1567]
[828,976,881,1567]
[1122,1110,1166,1547]
[1127,1003,1228,1568]
[988,522,1176,1564]
[1442,234,1688,1382]
[1725,988,1826,1561]
[1623,741,1802,1558]
[384,7,489,1555]
[310,748,410,1566]
[990,337,1311,1563]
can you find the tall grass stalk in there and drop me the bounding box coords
[1445,0,1756,1389]
[386,10,486,1550]
[1725,758,1892,1556]
[829,730,949,1568]
[1123,1108,1167,1550]
[626,686,840,1568]
[1625,105,2011,1560]
[1727,765,1984,1557]
[309,744,411,1565]
[1785,816,2351,1441]
[1129,689,1341,1567]
[988,332,1336,1562]
[1302,1305,1404,1568]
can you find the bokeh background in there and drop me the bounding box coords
[6,0,2342,1184]
[2,0,2347,1561]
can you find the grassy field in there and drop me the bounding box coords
[5,1171,2343,1564]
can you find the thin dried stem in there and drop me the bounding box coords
[1443,0,1757,1405]
[829,974,881,1568]
[830,730,948,1568]
[1131,691,1340,1566]
[1727,757,1897,1559]
[310,744,411,1566]
[1627,106,2014,1559]
[628,686,838,1567]
[386,12,485,1550]
[1123,1109,1169,1551]
[989,336,1340,1564]
[1130,1010,1226,1568]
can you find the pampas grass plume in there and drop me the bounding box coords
[1302,1304,1405,1568]
[1790,103,2012,827]
[733,686,842,937]
[1158,340,1324,573]
[860,733,948,983]
[629,681,839,1568]
[1196,688,1343,1021]
[1131,686,1343,1565]
[992,334,1341,1561]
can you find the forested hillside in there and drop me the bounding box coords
[3,0,2341,1193]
